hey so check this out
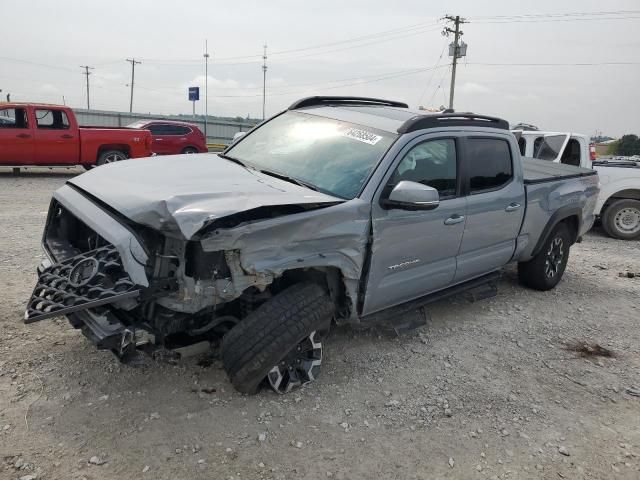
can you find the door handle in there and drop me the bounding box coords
[16,133,31,139]
[444,214,465,225]
[60,134,73,139]
[505,203,521,212]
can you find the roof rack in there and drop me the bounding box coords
[288,96,409,110]
[398,112,509,133]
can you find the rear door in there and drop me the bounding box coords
[454,135,525,282]
[33,108,79,164]
[163,124,191,154]
[0,106,34,164]
[363,134,467,315]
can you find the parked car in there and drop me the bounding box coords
[0,103,153,168]
[25,96,599,394]
[127,120,207,155]
[515,130,640,239]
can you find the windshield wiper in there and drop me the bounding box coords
[258,168,321,192]
[218,153,249,169]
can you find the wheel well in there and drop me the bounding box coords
[603,189,640,211]
[559,215,579,244]
[97,144,131,160]
[278,267,348,318]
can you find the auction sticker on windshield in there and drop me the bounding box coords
[342,128,383,145]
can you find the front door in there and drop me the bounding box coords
[363,136,467,315]
[454,135,525,282]
[33,108,79,164]
[0,107,34,164]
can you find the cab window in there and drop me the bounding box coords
[388,139,458,198]
[35,109,70,130]
[0,107,28,129]
[467,138,513,193]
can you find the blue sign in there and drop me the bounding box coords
[188,87,200,101]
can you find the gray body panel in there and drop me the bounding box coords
[40,105,599,325]
[68,155,341,239]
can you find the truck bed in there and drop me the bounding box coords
[522,157,597,184]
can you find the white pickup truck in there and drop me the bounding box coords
[514,131,640,240]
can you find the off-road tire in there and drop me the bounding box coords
[96,149,128,167]
[601,199,640,240]
[518,223,571,291]
[221,282,334,394]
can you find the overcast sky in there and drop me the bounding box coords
[1,0,639,136]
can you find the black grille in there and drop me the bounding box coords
[25,244,139,323]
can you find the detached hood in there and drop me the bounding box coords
[68,155,342,239]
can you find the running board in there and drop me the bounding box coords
[362,271,502,326]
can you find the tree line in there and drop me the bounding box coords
[608,135,640,156]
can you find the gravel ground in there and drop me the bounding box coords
[0,169,639,480]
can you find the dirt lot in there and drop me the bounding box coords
[0,169,639,480]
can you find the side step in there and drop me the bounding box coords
[362,271,501,328]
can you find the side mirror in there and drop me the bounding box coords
[382,181,440,210]
[232,131,247,143]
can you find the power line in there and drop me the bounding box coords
[140,22,444,67]
[467,61,640,66]
[473,9,640,19]
[417,40,448,105]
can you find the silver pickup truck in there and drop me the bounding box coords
[25,97,599,394]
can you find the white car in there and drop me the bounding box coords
[514,130,640,240]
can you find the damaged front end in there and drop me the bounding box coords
[25,179,366,364]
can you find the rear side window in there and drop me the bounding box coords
[467,138,513,193]
[0,107,28,128]
[148,124,190,135]
[35,109,70,130]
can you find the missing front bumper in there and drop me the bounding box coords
[24,245,140,324]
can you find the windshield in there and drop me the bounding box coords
[127,121,148,129]
[225,111,397,199]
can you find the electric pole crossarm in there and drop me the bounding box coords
[441,14,468,110]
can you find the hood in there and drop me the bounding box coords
[68,154,342,239]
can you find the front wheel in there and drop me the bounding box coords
[602,199,640,240]
[518,223,571,291]
[96,150,128,167]
[181,147,199,154]
[221,282,334,394]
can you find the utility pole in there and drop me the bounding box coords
[126,58,141,113]
[442,15,468,110]
[262,44,268,120]
[80,65,94,110]
[204,40,210,142]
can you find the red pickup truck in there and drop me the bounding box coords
[0,103,153,169]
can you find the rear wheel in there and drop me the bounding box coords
[602,199,640,240]
[181,147,199,154]
[518,223,571,291]
[221,282,334,394]
[96,150,128,167]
